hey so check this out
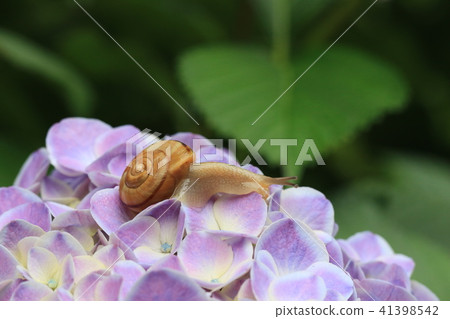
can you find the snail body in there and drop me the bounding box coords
[119,140,296,212]
[172,162,295,207]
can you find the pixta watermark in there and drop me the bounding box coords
[125,129,325,175]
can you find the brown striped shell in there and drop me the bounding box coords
[119,140,194,213]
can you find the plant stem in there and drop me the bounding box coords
[272,0,300,181]
[272,0,290,67]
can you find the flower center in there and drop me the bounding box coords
[211,278,219,283]
[47,279,58,289]
[160,242,172,253]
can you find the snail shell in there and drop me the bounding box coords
[119,140,194,212]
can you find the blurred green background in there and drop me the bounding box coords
[0,0,449,299]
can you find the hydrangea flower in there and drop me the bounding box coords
[0,117,439,301]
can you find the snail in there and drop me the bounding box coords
[119,140,296,213]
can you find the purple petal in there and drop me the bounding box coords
[355,279,416,301]
[378,254,415,277]
[212,193,267,237]
[0,278,22,301]
[46,118,112,176]
[40,176,76,203]
[74,272,122,301]
[236,278,256,301]
[169,133,238,165]
[0,202,51,232]
[95,274,122,301]
[36,231,86,261]
[86,144,127,188]
[411,280,439,301]
[316,231,344,268]
[346,231,394,262]
[45,201,75,217]
[137,199,185,253]
[0,245,19,281]
[345,260,366,281]
[185,200,219,233]
[51,209,97,232]
[0,220,45,251]
[306,262,354,300]
[111,260,145,300]
[90,187,132,235]
[362,262,410,290]
[93,245,125,269]
[14,148,49,193]
[116,216,161,251]
[59,255,75,290]
[125,269,209,301]
[278,187,335,234]
[55,288,74,301]
[0,186,41,214]
[151,255,186,273]
[11,281,52,301]
[94,125,140,156]
[251,250,278,301]
[214,276,248,301]
[77,187,100,209]
[255,218,328,274]
[269,272,327,301]
[61,226,94,251]
[73,256,105,283]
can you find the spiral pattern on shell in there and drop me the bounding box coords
[119,140,195,213]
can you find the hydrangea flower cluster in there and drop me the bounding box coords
[0,118,439,301]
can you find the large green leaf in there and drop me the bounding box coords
[336,154,450,247]
[178,45,408,174]
[333,182,450,300]
[0,29,93,116]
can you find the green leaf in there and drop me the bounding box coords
[0,28,93,116]
[333,182,450,301]
[341,154,450,247]
[178,45,409,173]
